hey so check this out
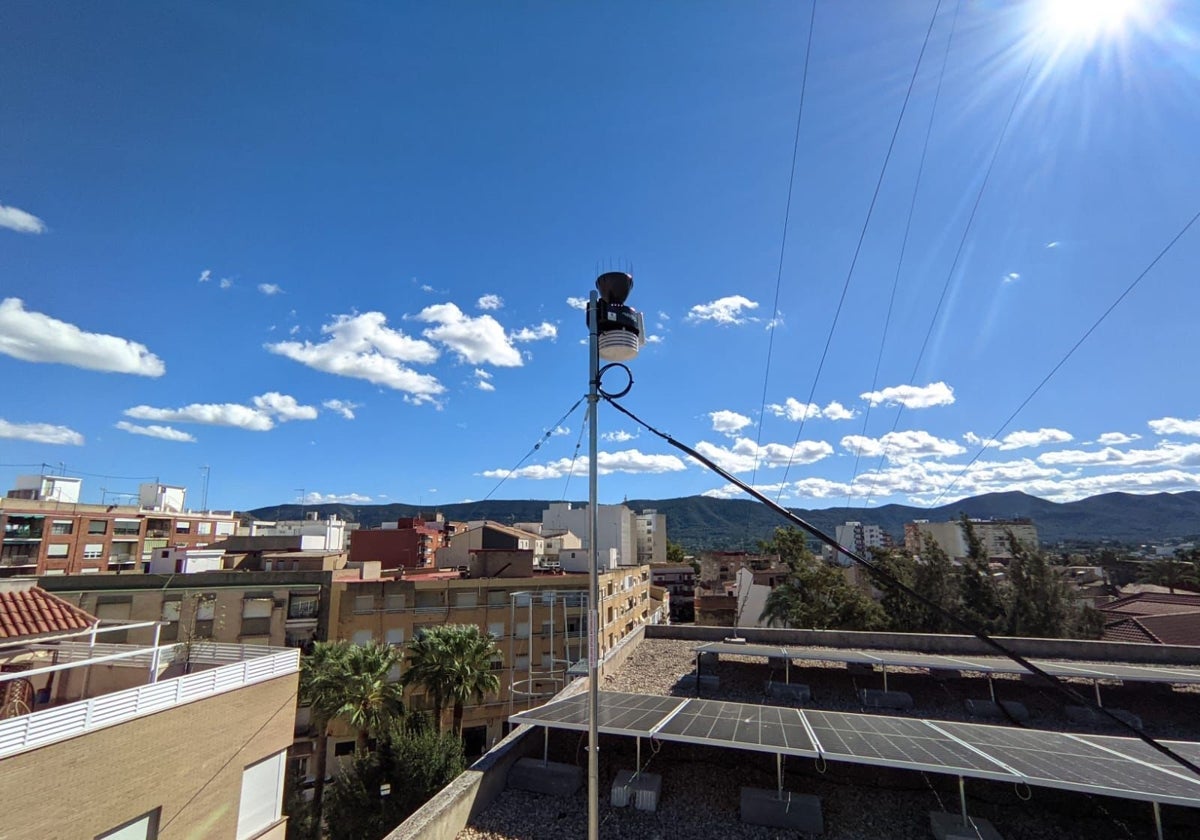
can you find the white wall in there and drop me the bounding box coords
[542,503,636,566]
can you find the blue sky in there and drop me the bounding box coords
[3,1,1200,511]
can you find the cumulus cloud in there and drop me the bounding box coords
[258,283,284,296]
[0,418,83,445]
[694,437,833,473]
[1045,241,1060,249]
[1149,417,1200,437]
[473,369,495,392]
[767,399,858,422]
[602,429,637,443]
[709,410,752,436]
[686,295,759,325]
[1003,272,1020,283]
[646,334,664,344]
[477,294,503,310]
[0,202,46,234]
[1097,432,1141,445]
[124,392,317,432]
[840,430,966,462]
[267,311,445,402]
[322,399,360,420]
[0,298,165,377]
[1038,441,1200,468]
[566,297,588,311]
[219,278,233,289]
[551,425,570,436]
[481,449,687,479]
[511,323,557,342]
[860,381,955,409]
[198,269,212,283]
[414,302,523,366]
[115,421,196,442]
[965,428,1073,451]
[303,492,374,505]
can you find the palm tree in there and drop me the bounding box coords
[1137,557,1199,594]
[299,640,351,830]
[335,642,406,754]
[403,625,501,735]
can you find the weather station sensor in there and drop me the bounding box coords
[594,271,645,362]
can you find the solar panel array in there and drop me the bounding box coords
[694,641,1200,685]
[510,691,1200,807]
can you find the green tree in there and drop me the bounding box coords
[403,625,501,734]
[1137,557,1199,594]
[758,527,885,631]
[666,539,686,564]
[323,721,466,840]
[1003,534,1100,639]
[336,642,407,754]
[957,517,1007,634]
[911,537,960,634]
[299,640,352,829]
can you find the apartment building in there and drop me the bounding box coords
[905,517,1040,561]
[828,520,891,566]
[350,515,455,570]
[242,512,351,550]
[1,476,239,577]
[636,509,667,565]
[435,521,545,569]
[542,502,637,566]
[328,565,666,755]
[0,579,298,840]
[650,562,694,622]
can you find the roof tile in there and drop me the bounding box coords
[0,588,97,641]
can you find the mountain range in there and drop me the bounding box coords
[247,490,1200,550]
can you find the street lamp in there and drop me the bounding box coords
[586,271,644,840]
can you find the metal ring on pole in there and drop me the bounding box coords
[597,362,634,399]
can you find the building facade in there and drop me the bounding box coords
[905,518,1040,561]
[636,509,667,565]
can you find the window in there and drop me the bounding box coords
[514,655,529,671]
[241,617,271,637]
[242,597,273,619]
[515,622,530,639]
[175,521,190,534]
[196,597,216,621]
[215,520,236,536]
[487,590,507,607]
[236,751,286,840]
[454,591,478,608]
[113,520,141,537]
[488,621,505,639]
[351,629,373,646]
[384,593,406,611]
[162,600,181,622]
[47,544,69,558]
[333,741,355,757]
[490,657,504,671]
[87,520,107,534]
[354,595,375,613]
[540,621,552,637]
[385,628,405,646]
[288,593,320,619]
[83,543,104,560]
[197,522,212,536]
[96,808,160,840]
[50,520,73,535]
[541,651,554,670]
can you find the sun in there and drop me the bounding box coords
[1037,0,1159,48]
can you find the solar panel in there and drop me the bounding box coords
[653,698,816,757]
[696,642,882,666]
[938,721,1200,807]
[802,710,1017,781]
[509,691,685,736]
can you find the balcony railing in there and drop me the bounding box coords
[0,645,298,760]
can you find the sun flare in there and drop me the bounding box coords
[1037,0,1158,48]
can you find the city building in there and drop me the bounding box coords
[350,515,455,570]
[542,502,637,567]
[241,512,351,550]
[904,517,1039,561]
[635,509,667,565]
[436,521,544,569]
[649,563,694,622]
[828,520,891,566]
[0,578,298,839]
[1,478,240,577]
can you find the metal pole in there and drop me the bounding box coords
[988,674,996,703]
[636,736,641,779]
[777,753,783,800]
[1094,679,1103,708]
[543,726,549,766]
[882,665,889,693]
[959,776,968,827]
[149,622,162,684]
[1153,801,1163,840]
[587,291,601,840]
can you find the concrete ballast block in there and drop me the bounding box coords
[740,787,823,833]
[765,682,812,703]
[964,699,1029,722]
[507,757,583,797]
[930,811,1005,840]
[859,688,914,711]
[611,770,662,811]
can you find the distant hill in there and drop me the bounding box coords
[246,490,1200,550]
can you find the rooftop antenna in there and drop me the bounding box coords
[200,465,210,512]
[295,488,306,520]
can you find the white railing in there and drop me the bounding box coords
[0,647,298,760]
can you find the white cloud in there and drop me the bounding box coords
[766,399,858,422]
[860,381,955,409]
[125,392,317,431]
[694,437,833,473]
[198,269,212,283]
[477,294,504,310]
[840,430,966,462]
[289,325,300,336]
[267,311,445,402]
[414,302,523,366]
[566,297,588,311]
[114,421,196,442]
[965,427,1074,451]
[686,295,759,325]
[303,492,374,505]
[258,283,283,296]
[1097,432,1141,445]
[322,399,360,420]
[602,430,637,443]
[481,449,687,479]
[1039,441,1200,468]
[646,334,664,344]
[0,298,166,377]
[709,410,752,436]
[0,418,83,445]
[0,202,46,234]
[1149,417,1200,437]
[477,380,496,392]
[1045,241,1060,249]
[219,278,233,289]
[551,425,570,436]
[511,322,557,342]
[1003,272,1020,283]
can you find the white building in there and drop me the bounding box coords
[831,521,889,566]
[242,512,349,550]
[542,502,638,567]
[8,474,82,504]
[138,482,187,513]
[148,546,226,574]
[636,509,667,565]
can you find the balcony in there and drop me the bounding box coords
[0,639,299,760]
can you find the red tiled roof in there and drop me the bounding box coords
[1102,617,1161,645]
[0,587,97,641]
[1099,592,1200,617]
[1102,609,1200,646]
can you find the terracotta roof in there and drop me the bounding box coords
[1099,592,1200,617]
[1102,610,1200,646]
[0,587,97,642]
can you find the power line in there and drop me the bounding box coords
[778,0,945,494]
[481,395,587,502]
[845,0,960,507]
[602,392,1200,782]
[927,204,1200,508]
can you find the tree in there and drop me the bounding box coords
[911,537,960,634]
[323,720,466,840]
[1137,557,1199,594]
[1003,534,1099,639]
[758,527,885,631]
[958,518,1007,635]
[335,642,407,754]
[402,625,501,734]
[666,539,686,564]
[299,640,352,830]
